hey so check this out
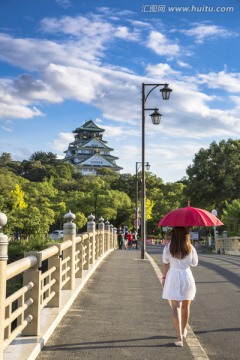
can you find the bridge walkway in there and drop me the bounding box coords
[36,249,197,360]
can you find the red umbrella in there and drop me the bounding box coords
[157,204,224,227]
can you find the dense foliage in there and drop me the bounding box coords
[0,151,186,237]
[186,139,240,211]
[1,139,240,238]
[185,139,240,233]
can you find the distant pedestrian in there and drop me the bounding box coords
[127,231,133,249]
[117,227,124,249]
[133,229,138,249]
[161,227,198,347]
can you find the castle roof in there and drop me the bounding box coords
[73,119,104,134]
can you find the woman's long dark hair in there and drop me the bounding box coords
[170,227,191,259]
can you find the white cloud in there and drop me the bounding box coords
[103,124,140,139]
[115,26,140,41]
[1,10,240,182]
[177,60,191,68]
[199,70,240,93]
[0,75,60,119]
[1,125,12,132]
[230,96,240,107]
[40,15,112,39]
[0,33,103,71]
[0,102,43,119]
[147,31,180,57]
[43,63,112,103]
[181,24,234,44]
[51,132,74,151]
[146,63,180,78]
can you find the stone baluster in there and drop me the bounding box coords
[87,214,95,264]
[113,227,117,248]
[98,217,104,255]
[110,224,114,248]
[22,251,42,336]
[105,220,110,250]
[63,210,76,290]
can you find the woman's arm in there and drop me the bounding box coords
[162,263,170,286]
[191,246,198,266]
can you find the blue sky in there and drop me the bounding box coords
[0,0,240,182]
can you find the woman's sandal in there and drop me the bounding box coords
[183,328,188,339]
[175,340,183,347]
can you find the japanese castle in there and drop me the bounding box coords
[64,120,122,175]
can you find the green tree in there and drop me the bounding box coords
[111,173,136,198]
[30,151,58,164]
[0,152,12,165]
[147,182,186,233]
[9,184,28,210]
[222,199,240,236]
[185,139,240,213]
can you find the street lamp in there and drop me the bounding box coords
[141,83,172,259]
[135,161,150,236]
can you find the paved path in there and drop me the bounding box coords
[148,246,240,360]
[36,249,207,360]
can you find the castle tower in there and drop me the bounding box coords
[64,120,122,175]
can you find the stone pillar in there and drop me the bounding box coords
[98,217,104,255]
[87,214,95,264]
[114,227,117,248]
[110,224,114,248]
[22,252,42,335]
[105,220,110,251]
[63,210,76,290]
[48,245,62,307]
[0,212,8,360]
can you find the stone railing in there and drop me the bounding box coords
[215,236,240,255]
[0,211,117,360]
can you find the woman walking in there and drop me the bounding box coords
[162,227,198,347]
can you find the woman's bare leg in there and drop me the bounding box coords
[182,300,191,336]
[171,300,182,341]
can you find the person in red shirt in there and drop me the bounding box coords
[127,231,133,249]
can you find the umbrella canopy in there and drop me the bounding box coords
[157,205,224,227]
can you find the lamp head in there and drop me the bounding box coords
[145,162,150,171]
[150,108,162,125]
[160,83,172,100]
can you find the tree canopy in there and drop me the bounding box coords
[0,151,188,237]
[2,140,240,238]
[185,139,240,213]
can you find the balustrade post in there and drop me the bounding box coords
[48,244,62,307]
[110,224,114,248]
[105,220,110,251]
[63,210,76,290]
[76,234,83,278]
[87,214,95,264]
[0,212,8,360]
[113,227,117,248]
[22,251,42,336]
[98,217,104,255]
[98,216,104,256]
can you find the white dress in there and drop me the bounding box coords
[162,243,198,301]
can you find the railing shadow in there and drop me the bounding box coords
[41,335,176,351]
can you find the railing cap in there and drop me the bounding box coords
[0,212,7,229]
[88,213,95,222]
[64,210,76,222]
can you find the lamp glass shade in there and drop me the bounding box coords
[160,84,172,100]
[145,162,150,171]
[150,109,162,125]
